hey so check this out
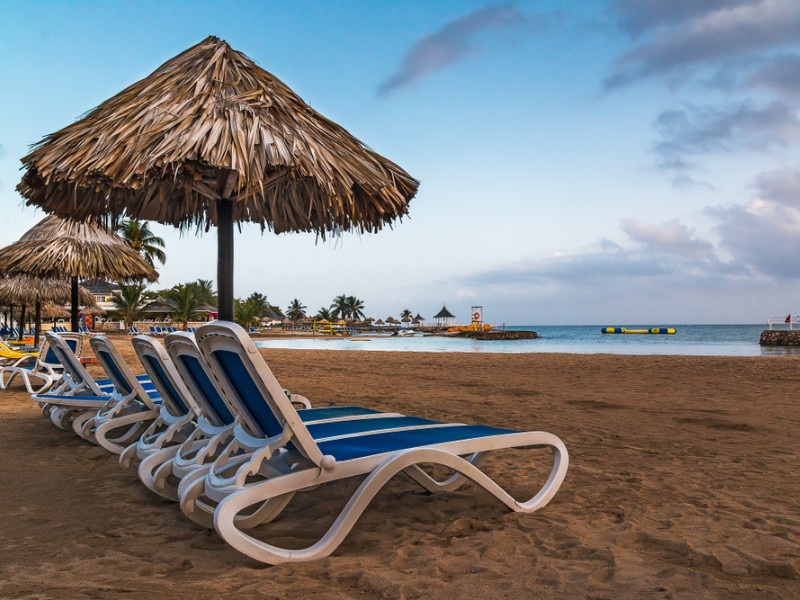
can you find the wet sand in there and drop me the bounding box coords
[1,335,798,599]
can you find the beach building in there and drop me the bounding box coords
[433,304,456,328]
[81,279,122,313]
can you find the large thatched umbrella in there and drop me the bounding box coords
[0,216,157,332]
[0,275,95,346]
[16,36,419,321]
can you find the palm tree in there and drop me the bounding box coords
[286,299,306,327]
[400,308,412,320]
[244,292,269,318]
[346,295,366,321]
[116,220,166,267]
[330,294,349,320]
[316,307,334,321]
[163,282,204,330]
[193,279,216,306]
[109,283,147,327]
[234,297,260,329]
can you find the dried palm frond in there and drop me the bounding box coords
[0,275,95,306]
[0,216,158,281]
[18,36,419,237]
[39,302,70,319]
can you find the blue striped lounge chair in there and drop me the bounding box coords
[0,332,84,394]
[85,335,164,454]
[32,332,155,437]
[162,331,413,528]
[193,322,569,564]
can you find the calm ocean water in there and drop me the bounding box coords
[254,324,799,357]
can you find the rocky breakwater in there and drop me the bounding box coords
[759,330,800,345]
[455,329,538,340]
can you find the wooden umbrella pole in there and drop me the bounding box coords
[34,300,41,347]
[19,304,27,338]
[71,276,79,332]
[217,199,234,322]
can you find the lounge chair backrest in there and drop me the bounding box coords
[38,332,84,371]
[195,322,326,465]
[131,335,199,418]
[45,332,103,395]
[88,336,157,409]
[164,332,234,428]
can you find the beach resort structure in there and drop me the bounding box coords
[433,304,456,328]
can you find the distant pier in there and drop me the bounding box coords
[452,329,538,340]
[759,330,800,346]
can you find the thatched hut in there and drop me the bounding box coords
[0,216,157,332]
[433,305,456,328]
[0,275,95,345]
[16,36,419,321]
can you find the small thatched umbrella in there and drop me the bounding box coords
[40,303,70,320]
[0,216,157,332]
[0,275,95,346]
[16,36,419,322]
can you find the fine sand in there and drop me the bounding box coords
[1,335,798,599]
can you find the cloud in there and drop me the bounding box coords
[745,53,800,99]
[752,164,800,207]
[653,101,800,174]
[621,218,715,260]
[611,0,754,36]
[711,199,800,278]
[606,0,800,89]
[377,3,548,96]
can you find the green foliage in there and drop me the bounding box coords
[234,297,260,329]
[330,294,365,321]
[286,299,307,323]
[315,307,333,321]
[163,282,205,330]
[116,220,166,267]
[109,283,147,327]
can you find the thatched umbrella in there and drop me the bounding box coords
[0,275,95,346]
[16,36,419,321]
[0,216,157,332]
[40,303,70,320]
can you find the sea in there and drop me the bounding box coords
[254,324,800,357]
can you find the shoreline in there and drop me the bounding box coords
[1,341,798,598]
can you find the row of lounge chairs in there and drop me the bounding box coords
[19,323,569,564]
[127,325,198,336]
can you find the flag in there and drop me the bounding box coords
[786,314,792,323]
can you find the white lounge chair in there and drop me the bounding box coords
[0,332,84,394]
[193,322,569,564]
[32,332,156,430]
[86,335,163,454]
[160,332,409,527]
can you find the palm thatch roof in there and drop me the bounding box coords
[0,275,95,306]
[433,305,455,319]
[40,303,71,319]
[0,216,158,281]
[17,36,419,236]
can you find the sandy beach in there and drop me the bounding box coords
[1,336,798,599]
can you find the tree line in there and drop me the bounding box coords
[112,219,416,330]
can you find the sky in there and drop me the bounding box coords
[2,0,800,325]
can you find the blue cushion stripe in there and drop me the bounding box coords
[306,416,440,439]
[179,354,233,425]
[141,354,189,415]
[96,350,132,395]
[214,350,282,437]
[296,406,380,422]
[317,424,520,462]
